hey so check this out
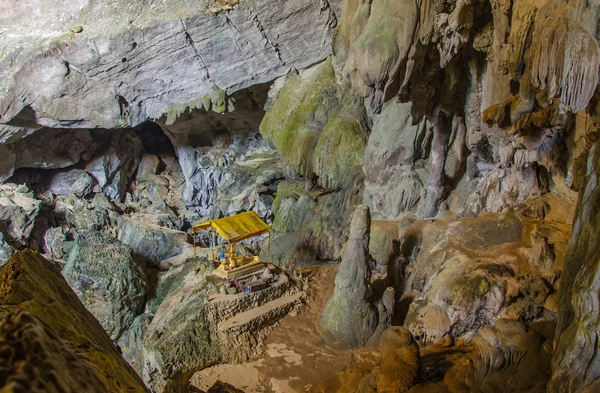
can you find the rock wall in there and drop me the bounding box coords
[0,0,341,132]
[550,138,600,393]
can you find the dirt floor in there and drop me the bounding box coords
[191,263,380,393]
[190,263,477,393]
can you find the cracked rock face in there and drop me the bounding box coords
[0,0,341,133]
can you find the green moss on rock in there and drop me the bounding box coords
[260,58,366,187]
[313,115,366,189]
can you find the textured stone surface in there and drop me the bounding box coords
[0,232,14,266]
[260,59,367,190]
[363,327,421,393]
[48,168,94,197]
[550,139,600,393]
[470,319,550,393]
[86,130,144,201]
[62,231,148,340]
[399,208,570,341]
[0,0,341,132]
[363,102,429,219]
[0,183,41,246]
[0,249,148,392]
[142,253,303,392]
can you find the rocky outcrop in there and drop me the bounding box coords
[0,0,341,132]
[142,253,303,392]
[48,168,94,198]
[397,206,570,342]
[0,183,41,246]
[0,249,148,392]
[260,59,367,190]
[318,205,379,349]
[62,231,148,340]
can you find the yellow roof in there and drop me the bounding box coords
[192,211,272,243]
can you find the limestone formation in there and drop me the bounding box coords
[3,0,600,390]
[363,102,429,219]
[318,205,378,349]
[62,230,148,340]
[0,0,341,132]
[400,209,569,341]
[0,128,94,183]
[260,59,367,190]
[0,249,148,392]
[470,319,550,393]
[550,139,600,393]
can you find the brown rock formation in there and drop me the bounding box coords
[0,249,148,392]
[550,139,600,393]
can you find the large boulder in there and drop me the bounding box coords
[0,249,148,392]
[117,216,189,266]
[54,192,120,232]
[86,130,144,201]
[318,204,378,349]
[0,183,41,246]
[62,230,148,340]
